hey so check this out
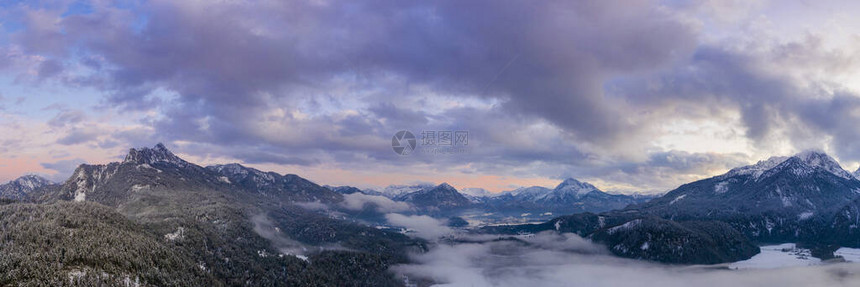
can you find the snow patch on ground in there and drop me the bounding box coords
[607,219,642,235]
[68,270,86,282]
[164,227,185,241]
[669,194,686,205]
[714,181,729,194]
[798,211,814,220]
[74,191,86,202]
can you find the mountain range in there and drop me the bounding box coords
[0,144,424,286]
[485,150,860,264]
[485,178,654,215]
[332,177,653,218]
[7,144,860,278]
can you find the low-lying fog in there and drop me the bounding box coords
[387,215,860,287]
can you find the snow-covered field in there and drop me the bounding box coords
[729,243,860,269]
[729,244,819,269]
[836,247,860,263]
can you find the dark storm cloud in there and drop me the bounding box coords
[13,0,697,141]
[368,102,429,126]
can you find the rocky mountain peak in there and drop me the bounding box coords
[790,150,852,179]
[123,143,188,166]
[753,150,853,180]
[437,182,456,191]
[723,150,852,180]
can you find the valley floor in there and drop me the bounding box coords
[727,243,860,269]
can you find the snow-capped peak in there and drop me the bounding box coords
[553,178,599,197]
[502,178,601,202]
[8,174,52,191]
[724,156,789,179]
[724,150,853,180]
[123,143,188,166]
[791,150,852,179]
[380,183,435,198]
[507,186,551,197]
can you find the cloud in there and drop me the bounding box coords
[294,201,328,211]
[40,158,86,181]
[47,109,86,128]
[6,0,694,151]
[8,0,860,193]
[385,213,453,240]
[56,128,99,145]
[250,214,309,257]
[341,193,412,213]
[393,231,860,286]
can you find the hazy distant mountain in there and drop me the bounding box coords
[458,188,500,203]
[379,183,435,198]
[325,185,384,196]
[0,175,54,201]
[486,178,652,214]
[326,185,364,194]
[459,187,497,197]
[394,183,472,210]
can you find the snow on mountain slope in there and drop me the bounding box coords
[503,178,599,202]
[723,156,789,179]
[460,188,498,198]
[506,186,551,198]
[394,183,472,209]
[0,175,54,200]
[722,150,851,181]
[379,183,435,198]
[549,178,601,199]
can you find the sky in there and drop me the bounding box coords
[3,0,860,194]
